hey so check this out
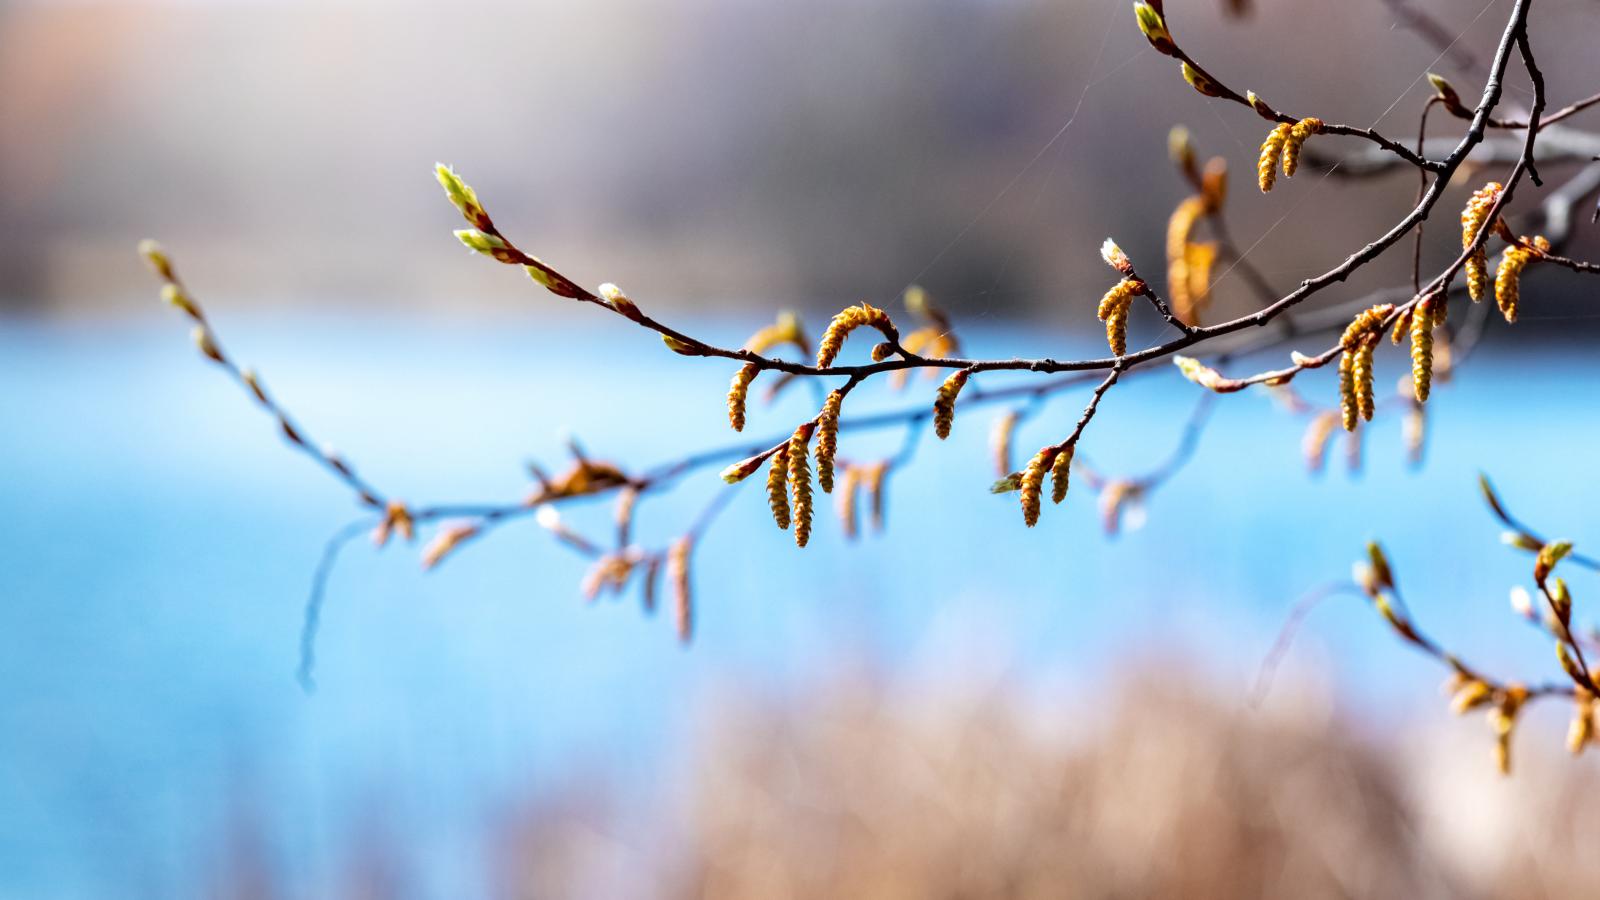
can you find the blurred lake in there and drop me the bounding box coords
[2,312,1598,897]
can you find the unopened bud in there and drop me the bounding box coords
[191,326,224,364]
[598,282,643,321]
[434,163,493,231]
[138,239,175,281]
[1134,2,1177,56]
[454,228,509,257]
[661,334,700,356]
[1501,530,1543,552]
[720,453,769,484]
[1367,541,1395,591]
[1168,125,1197,178]
[161,284,202,321]
[1182,62,1223,98]
[1100,238,1133,274]
[1425,73,1466,113]
[1535,540,1574,585]
[1245,91,1275,119]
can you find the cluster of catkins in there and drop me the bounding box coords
[1256,117,1323,193]
[722,304,904,547]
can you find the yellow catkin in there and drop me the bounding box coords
[1177,242,1217,326]
[1490,686,1528,776]
[1019,448,1054,527]
[1050,444,1075,504]
[1450,679,1493,715]
[788,425,813,547]
[933,370,970,439]
[1097,279,1141,356]
[1337,304,1392,431]
[1166,196,1207,323]
[1389,307,1413,345]
[1495,236,1548,323]
[1106,309,1129,357]
[1410,298,1435,402]
[1281,117,1322,178]
[1461,182,1503,302]
[1302,410,1339,472]
[992,411,1018,478]
[836,465,860,540]
[814,390,843,493]
[1257,123,1292,192]
[1352,343,1375,422]
[727,362,758,431]
[1495,248,1529,322]
[900,328,936,357]
[580,554,634,602]
[1338,351,1358,432]
[1095,277,1138,319]
[766,447,791,530]
[816,303,896,368]
[373,500,416,547]
[1168,258,1191,324]
[889,328,936,389]
[1166,196,1205,265]
[742,312,805,357]
[668,537,692,644]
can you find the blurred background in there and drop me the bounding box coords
[4,0,1600,896]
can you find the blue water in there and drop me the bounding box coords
[2,312,1595,897]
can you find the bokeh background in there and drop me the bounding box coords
[4,0,1600,896]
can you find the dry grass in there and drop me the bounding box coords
[496,667,1600,899]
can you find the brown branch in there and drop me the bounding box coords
[142,0,1594,689]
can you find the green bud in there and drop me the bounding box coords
[599,282,643,321]
[1536,540,1574,585]
[1134,2,1177,56]
[138,239,175,281]
[1501,530,1543,552]
[1182,62,1223,98]
[1367,541,1395,591]
[1479,473,1512,525]
[719,454,766,484]
[1246,91,1275,120]
[435,163,493,231]
[1168,125,1197,175]
[904,285,929,317]
[990,473,1022,494]
[1550,577,1573,624]
[191,326,224,364]
[661,334,700,355]
[1426,73,1464,111]
[455,228,508,256]
[1557,641,1585,684]
[161,284,202,321]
